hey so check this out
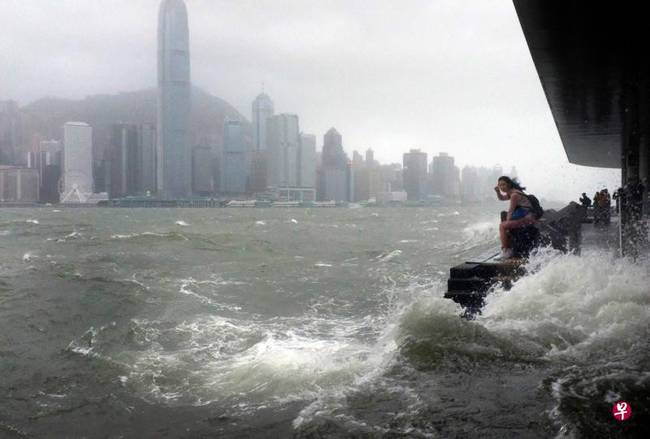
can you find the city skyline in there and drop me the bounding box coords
[0,1,621,200]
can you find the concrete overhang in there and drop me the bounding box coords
[513,1,649,169]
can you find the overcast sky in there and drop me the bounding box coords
[1,0,620,201]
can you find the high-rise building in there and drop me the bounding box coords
[298,133,316,189]
[431,152,460,198]
[380,163,403,192]
[34,140,63,203]
[0,101,22,165]
[319,127,349,202]
[0,166,39,203]
[107,124,156,198]
[252,93,274,152]
[365,148,375,166]
[157,0,191,199]
[193,146,214,194]
[403,149,428,201]
[322,128,345,167]
[461,165,481,203]
[266,114,300,189]
[109,124,139,199]
[139,123,157,194]
[221,119,248,194]
[248,151,267,194]
[366,149,381,199]
[352,150,363,166]
[353,160,369,202]
[62,122,93,202]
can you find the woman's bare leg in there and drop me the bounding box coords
[499,222,510,249]
[500,216,535,249]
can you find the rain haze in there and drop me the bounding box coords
[1,0,620,201]
[1,2,648,438]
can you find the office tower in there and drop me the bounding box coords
[193,146,214,194]
[461,165,481,203]
[0,100,22,165]
[379,163,403,192]
[252,93,274,152]
[139,123,157,194]
[403,149,428,201]
[157,0,191,199]
[109,124,139,198]
[249,151,267,194]
[266,114,300,188]
[365,148,375,166]
[430,152,460,198]
[61,122,93,202]
[29,140,63,203]
[221,119,247,193]
[0,166,39,202]
[319,127,349,202]
[298,133,316,189]
[107,124,155,198]
[352,150,363,166]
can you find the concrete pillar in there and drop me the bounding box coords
[620,85,647,258]
[640,135,649,213]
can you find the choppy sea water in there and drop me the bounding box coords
[0,206,648,438]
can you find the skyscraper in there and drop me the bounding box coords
[109,124,139,199]
[252,93,274,152]
[139,123,157,195]
[298,133,316,189]
[61,122,93,202]
[319,128,349,202]
[403,149,428,201]
[193,146,214,195]
[157,0,191,199]
[431,152,460,198]
[222,119,248,194]
[108,124,156,198]
[0,100,22,165]
[266,114,300,188]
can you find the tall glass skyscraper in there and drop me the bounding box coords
[252,93,274,152]
[157,0,191,199]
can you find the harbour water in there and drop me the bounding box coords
[0,206,647,437]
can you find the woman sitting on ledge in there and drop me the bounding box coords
[494,176,537,260]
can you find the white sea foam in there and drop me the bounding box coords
[110,231,188,241]
[119,312,389,409]
[376,249,402,262]
[462,221,496,240]
[480,250,650,360]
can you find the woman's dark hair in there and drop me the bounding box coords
[498,176,526,191]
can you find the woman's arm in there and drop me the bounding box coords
[494,187,509,201]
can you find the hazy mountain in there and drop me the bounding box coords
[19,87,251,161]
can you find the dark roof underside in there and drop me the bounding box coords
[513,1,649,168]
